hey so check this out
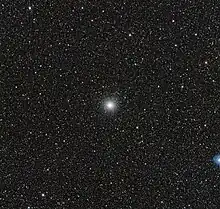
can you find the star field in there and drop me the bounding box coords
[1,1,220,208]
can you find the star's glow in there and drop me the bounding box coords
[213,154,220,167]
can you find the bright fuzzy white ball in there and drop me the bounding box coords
[106,101,115,110]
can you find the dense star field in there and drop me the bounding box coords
[1,1,220,208]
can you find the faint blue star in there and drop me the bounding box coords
[213,154,220,167]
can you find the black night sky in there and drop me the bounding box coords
[1,1,220,208]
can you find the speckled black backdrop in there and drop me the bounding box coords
[1,1,220,208]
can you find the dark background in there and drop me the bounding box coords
[1,0,220,208]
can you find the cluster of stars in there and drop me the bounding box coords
[102,98,118,113]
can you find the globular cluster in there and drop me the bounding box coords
[103,98,118,113]
[1,1,220,209]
